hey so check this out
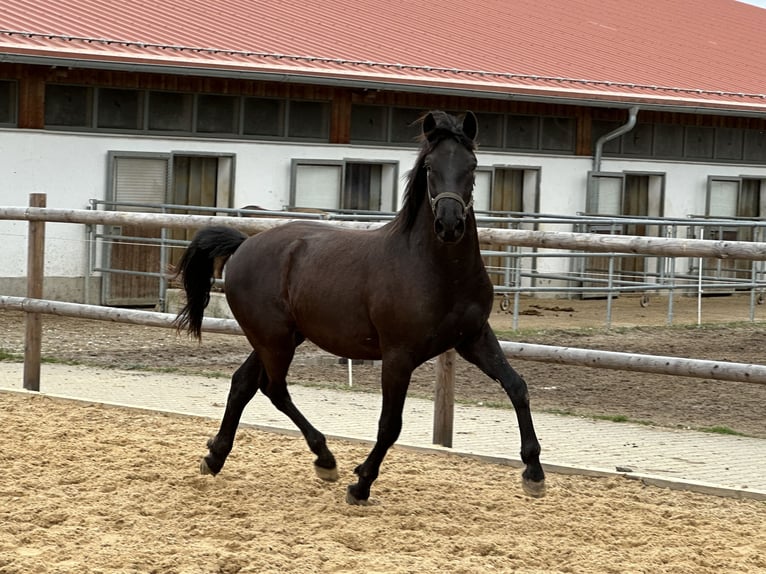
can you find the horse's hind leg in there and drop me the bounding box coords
[456,323,546,498]
[258,348,338,481]
[202,351,264,475]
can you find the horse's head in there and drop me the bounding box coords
[421,111,478,244]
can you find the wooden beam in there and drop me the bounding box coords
[433,349,456,447]
[23,193,46,391]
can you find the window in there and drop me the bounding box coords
[390,107,422,143]
[290,159,397,211]
[287,101,330,140]
[243,97,284,137]
[148,91,192,132]
[0,80,16,125]
[622,123,653,156]
[474,113,503,148]
[45,85,92,127]
[350,105,388,142]
[506,115,538,149]
[97,88,142,130]
[715,128,744,161]
[586,171,665,217]
[197,94,238,134]
[744,129,766,163]
[652,124,684,158]
[707,176,765,219]
[685,126,715,159]
[540,117,575,152]
[701,176,765,283]
[506,115,575,153]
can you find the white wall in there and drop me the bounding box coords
[1,128,765,289]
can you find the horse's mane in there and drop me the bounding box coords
[393,112,477,234]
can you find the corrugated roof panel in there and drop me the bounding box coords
[1,0,765,111]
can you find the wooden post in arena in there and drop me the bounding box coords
[23,193,46,391]
[433,349,456,447]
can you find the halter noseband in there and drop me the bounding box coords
[429,191,474,218]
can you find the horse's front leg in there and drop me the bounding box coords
[202,351,263,475]
[346,357,413,505]
[456,323,546,498]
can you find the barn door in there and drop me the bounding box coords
[104,153,233,307]
[481,168,539,289]
[166,155,233,270]
[582,172,664,297]
[103,153,170,306]
[703,176,764,290]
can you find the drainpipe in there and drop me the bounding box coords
[593,106,640,173]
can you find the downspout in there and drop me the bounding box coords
[593,106,640,173]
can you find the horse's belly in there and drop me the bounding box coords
[298,316,382,361]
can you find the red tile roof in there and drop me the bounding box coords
[1,0,765,113]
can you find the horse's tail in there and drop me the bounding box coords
[173,226,248,339]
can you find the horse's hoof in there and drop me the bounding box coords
[345,485,370,506]
[314,464,339,482]
[522,477,546,498]
[199,457,216,476]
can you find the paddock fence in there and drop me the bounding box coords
[3,193,766,447]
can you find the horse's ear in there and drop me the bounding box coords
[422,112,437,140]
[462,111,478,141]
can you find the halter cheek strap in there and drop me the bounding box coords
[429,192,474,217]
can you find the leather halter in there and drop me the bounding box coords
[429,191,474,218]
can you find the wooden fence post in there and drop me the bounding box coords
[433,348,456,447]
[23,193,46,391]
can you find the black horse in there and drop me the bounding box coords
[175,111,545,504]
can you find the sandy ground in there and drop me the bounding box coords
[1,391,764,574]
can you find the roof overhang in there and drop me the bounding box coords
[3,42,766,118]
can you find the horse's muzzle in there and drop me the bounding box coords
[434,216,466,243]
[431,192,471,243]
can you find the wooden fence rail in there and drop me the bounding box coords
[4,205,766,258]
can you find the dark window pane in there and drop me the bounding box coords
[540,117,575,152]
[506,115,538,149]
[715,127,744,160]
[592,120,622,154]
[653,124,684,158]
[0,80,15,124]
[45,84,91,127]
[475,112,502,148]
[243,97,284,136]
[197,94,238,134]
[288,100,329,139]
[390,107,422,143]
[148,91,192,131]
[744,129,766,163]
[98,88,142,129]
[622,123,653,156]
[350,104,388,142]
[685,126,714,159]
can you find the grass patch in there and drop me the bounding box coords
[0,349,21,361]
[593,414,629,423]
[699,425,745,436]
[544,408,656,427]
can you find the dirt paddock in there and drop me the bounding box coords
[1,392,764,574]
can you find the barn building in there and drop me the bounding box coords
[1,0,765,305]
